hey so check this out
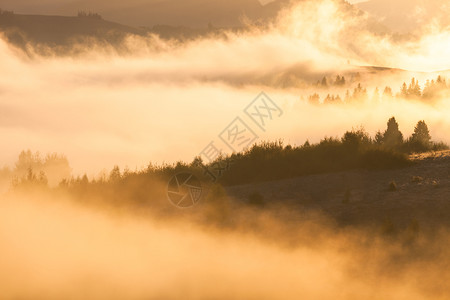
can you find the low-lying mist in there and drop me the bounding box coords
[0,187,450,299]
[2,0,450,299]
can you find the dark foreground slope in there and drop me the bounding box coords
[227,150,450,232]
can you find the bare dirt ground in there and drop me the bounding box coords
[226,151,450,232]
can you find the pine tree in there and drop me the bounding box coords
[352,83,367,102]
[109,166,121,182]
[408,78,421,97]
[411,121,431,148]
[383,117,404,149]
[375,130,384,145]
[308,93,320,105]
[344,89,351,103]
[401,82,408,97]
[372,87,380,102]
[335,75,341,86]
[382,86,393,100]
[334,75,346,86]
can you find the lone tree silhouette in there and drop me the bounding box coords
[409,120,432,152]
[383,117,404,149]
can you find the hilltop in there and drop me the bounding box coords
[0,12,143,47]
[0,0,289,28]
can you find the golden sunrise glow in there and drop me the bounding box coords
[1,1,450,299]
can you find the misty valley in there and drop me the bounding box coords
[1,0,450,299]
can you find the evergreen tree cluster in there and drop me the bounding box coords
[317,74,348,88]
[1,150,72,189]
[49,118,448,190]
[77,11,103,20]
[375,117,446,153]
[5,119,447,193]
[309,75,449,105]
[0,8,14,16]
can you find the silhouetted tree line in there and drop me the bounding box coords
[309,75,450,105]
[310,82,369,104]
[375,117,447,153]
[0,9,14,16]
[212,118,446,185]
[36,118,447,191]
[6,118,447,212]
[77,11,103,20]
[1,150,71,189]
[316,73,358,88]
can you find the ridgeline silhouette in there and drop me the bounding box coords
[6,118,447,197]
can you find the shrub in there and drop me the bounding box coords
[382,117,404,149]
[0,9,14,16]
[432,141,449,151]
[206,183,227,202]
[388,181,398,191]
[381,217,397,236]
[77,11,103,20]
[248,192,265,207]
[411,176,423,183]
[359,149,411,170]
[342,188,351,204]
[204,184,230,224]
[405,219,420,244]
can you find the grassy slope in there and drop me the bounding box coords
[227,150,450,231]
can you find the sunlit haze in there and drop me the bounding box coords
[1,0,450,299]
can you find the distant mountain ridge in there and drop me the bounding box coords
[0,0,290,28]
[0,12,143,47]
